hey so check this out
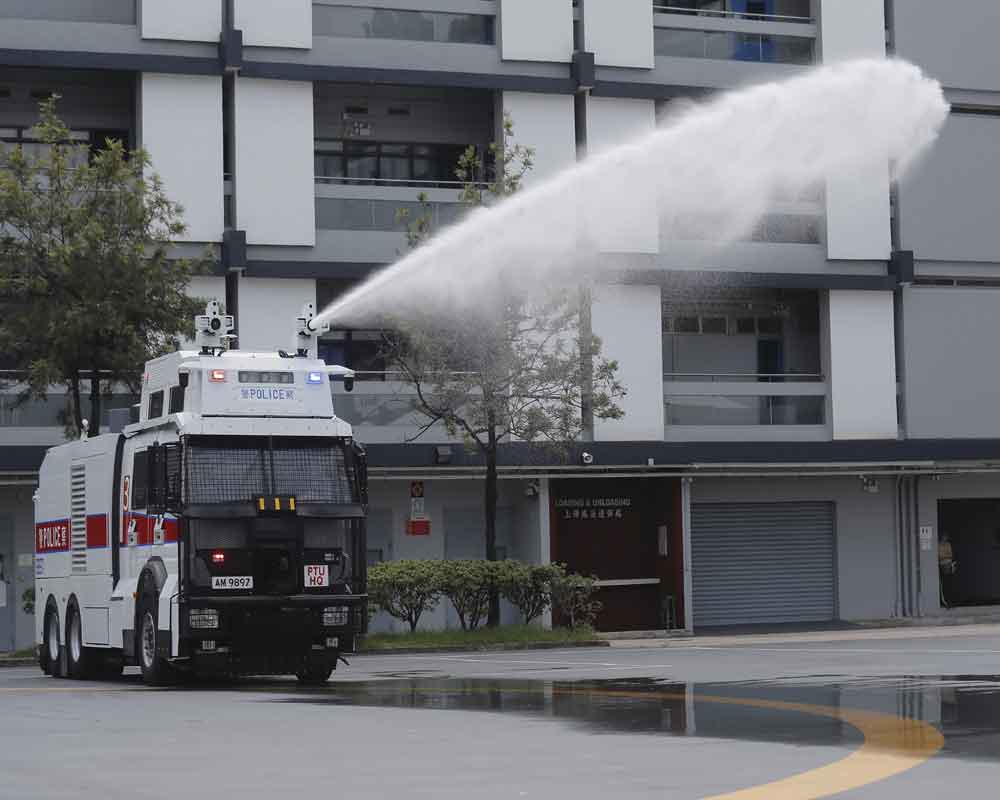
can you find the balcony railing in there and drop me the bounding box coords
[664,372,824,382]
[654,27,814,64]
[663,372,827,435]
[665,394,824,426]
[0,0,136,25]
[653,2,813,24]
[315,180,470,233]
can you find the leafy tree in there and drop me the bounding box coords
[368,560,442,632]
[389,115,625,624]
[0,97,204,435]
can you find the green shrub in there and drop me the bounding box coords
[551,571,602,629]
[497,562,564,625]
[368,560,442,632]
[438,560,496,631]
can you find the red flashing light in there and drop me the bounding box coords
[211,551,225,564]
[210,369,226,383]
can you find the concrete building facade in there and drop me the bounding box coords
[2,0,1000,647]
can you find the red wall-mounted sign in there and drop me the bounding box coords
[406,519,431,536]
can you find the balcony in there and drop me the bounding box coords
[653,1,816,66]
[0,381,137,446]
[330,372,460,445]
[661,288,828,440]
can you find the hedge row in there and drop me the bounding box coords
[368,560,601,632]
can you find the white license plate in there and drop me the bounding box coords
[305,565,329,588]
[212,575,254,590]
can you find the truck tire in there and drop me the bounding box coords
[40,605,60,677]
[66,603,94,680]
[138,594,172,686]
[296,665,333,685]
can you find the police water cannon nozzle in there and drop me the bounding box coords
[195,300,236,355]
[294,303,330,358]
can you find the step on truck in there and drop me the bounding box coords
[33,302,368,685]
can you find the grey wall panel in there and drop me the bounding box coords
[897,113,1000,263]
[691,501,836,627]
[902,287,1000,439]
[893,0,1000,93]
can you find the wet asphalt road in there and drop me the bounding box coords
[2,627,999,799]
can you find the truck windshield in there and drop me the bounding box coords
[184,436,358,506]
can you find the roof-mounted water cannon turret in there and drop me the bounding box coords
[294,303,330,358]
[195,301,235,356]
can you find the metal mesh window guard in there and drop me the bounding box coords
[184,437,356,505]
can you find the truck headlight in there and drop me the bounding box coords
[189,609,219,629]
[323,606,349,627]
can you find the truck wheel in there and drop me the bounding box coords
[66,604,94,680]
[138,596,172,686]
[40,606,60,677]
[296,665,333,685]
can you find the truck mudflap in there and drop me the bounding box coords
[177,594,366,675]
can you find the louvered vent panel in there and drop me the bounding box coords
[70,464,87,574]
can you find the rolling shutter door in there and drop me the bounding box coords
[691,502,836,628]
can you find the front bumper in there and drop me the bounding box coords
[177,593,366,675]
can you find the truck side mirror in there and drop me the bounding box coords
[344,376,355,393]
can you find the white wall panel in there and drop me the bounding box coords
[234,79,316,246]
[501,92,576,185]
[827,290,897,440]
[500,0,573,63]
[140,74,224,243]
[819,0,890,261]
[235,0,312,48]
[586,97,658,253]
[592,284,664,441]
[140,0,221,42]
[584,0,654,69]
[238,278,317,352]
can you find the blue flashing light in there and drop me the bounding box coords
[307,371,324,385]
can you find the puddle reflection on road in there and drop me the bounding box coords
[266,675,1000,763]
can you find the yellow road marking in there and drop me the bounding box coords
[340,684,944,800]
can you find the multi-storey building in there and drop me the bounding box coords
[1,0,998,649]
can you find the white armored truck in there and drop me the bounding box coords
[34,303,368,685]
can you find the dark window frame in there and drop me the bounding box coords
[148,390,165,420]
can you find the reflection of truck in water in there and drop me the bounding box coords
[34,302,368,685]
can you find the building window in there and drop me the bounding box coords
[314,7,496,45]
[315,139,475,187]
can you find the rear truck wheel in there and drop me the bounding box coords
[40,606,59,676]
[296,665,333,685]
[66,604,94,679]
[138,595,172,686]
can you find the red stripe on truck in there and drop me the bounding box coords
[86,514,108,548]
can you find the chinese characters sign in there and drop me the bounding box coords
[555,497,632,522]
